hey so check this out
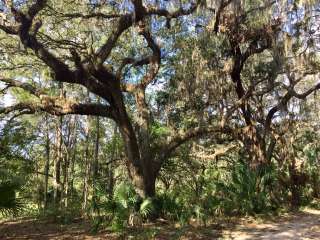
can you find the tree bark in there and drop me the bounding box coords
[44,115,50,210]
[92,115,100,212]
[53,115,63,207]
[93,116,100,181]
[69,134,77,201]
[82,115,90,212]
[106,124,117,199]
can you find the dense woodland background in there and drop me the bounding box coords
[1,0,320,235]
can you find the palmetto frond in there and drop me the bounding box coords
[0,181,23,217]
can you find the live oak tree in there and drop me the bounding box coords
[1,0,320,202]
[161,0,320,209]
[218,0,320,168]
[171,0,320,170]
[0,0,228,199]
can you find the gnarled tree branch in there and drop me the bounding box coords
[265,80,320,131]
[146,0,201,18]
[0,77,45,97]
[95,14,133,66]
[157,125,233,166]
[0,100,115,119]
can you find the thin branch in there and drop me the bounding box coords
[95,14,133,66]
[0,24,18,34]
[10,0,78,85]
[213,0,233,33]
[265,80,320,131]
[146,0,201,18]
[62,12,123,20]
[139,27,161,88]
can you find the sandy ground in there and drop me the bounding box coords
[223,209,320,240]
[0,209,319,239]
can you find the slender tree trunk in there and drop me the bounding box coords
[107,125,117,198]
[92,115,100,215]
[63,150,70,208]
[36,164,42,210]
[92,116,100,190]
[53,115,63,207]
[44,115,50,210]
[82,116,90,212]
[53,83,64,207]
[63,117,76,208]
[69,130,77,202]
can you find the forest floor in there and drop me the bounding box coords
[0,208,319,239]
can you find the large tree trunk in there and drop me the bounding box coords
[118,120,156,198]
[241,125,268,169]
[113,95,157,198]
[289,162,301,208]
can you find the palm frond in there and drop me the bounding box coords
[0,181,24,217]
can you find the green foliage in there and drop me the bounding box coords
[139,198,155,218]
[154,193,182,220]
[0,179,24,217]
[214,161,278,215]
[0,121,36,218]
[1,1,320,235]
[89,182,155,232]
[150,121,170,139]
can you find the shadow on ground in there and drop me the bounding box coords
[0,218,102,240]
[223,209,320,240]
[1,209,319,239]
[0,217,223,240]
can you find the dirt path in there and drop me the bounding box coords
[223,209,320,240]
[0,209,319,239]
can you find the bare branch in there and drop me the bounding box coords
[9,0,78,85]
[139,27,161,88]
[289,82,320,99]
[0,24,18,34]
[146,0,201,18]
[95,0,201,66]
[117,55,156,79]
[213,0,233,33]
[27,0,47,20]
[62,12,123,20]
[118,23,161,92]
[265,80,320,131]
[95,14,133,66]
